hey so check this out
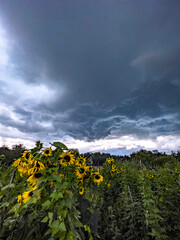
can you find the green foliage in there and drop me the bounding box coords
[0,143,180,240]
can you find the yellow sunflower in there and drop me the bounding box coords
[106,157,114,164]
[22,151,32,161]
[77,178,83,186]
[83,172,91,182]
[146,173,154,179]
[27,172,43,186]
[18,162,29,176]
[75,156,86,166]
[17,194,22,205]
[111,165,116,172]
[28,160,45,175]
[43,148,52,157]
[22,185,38,204]
[79,187,84,195]
[76,165,89,178]
[14,205,17,215]
[59,151,75,166]
[93,173,103,185]
[12,158,22,167]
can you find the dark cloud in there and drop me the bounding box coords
[0,0,180,150]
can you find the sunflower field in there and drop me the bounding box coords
[0,141,180,240]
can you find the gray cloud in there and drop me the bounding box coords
[0,0,180,152]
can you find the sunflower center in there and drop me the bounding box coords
[95,175,100,180]
[79,168,85,174]
[34,173,42,178]
[25,153,30,159]
[83,175,89,180]
[29,191,33,197]
[64,155,70,162]
[45,150,49,154]
[36,162,40,168]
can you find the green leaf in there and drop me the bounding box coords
[66,231,74,240]
[58,232,66,240]
[51,174,61,183]
[45,229,51,236]
[42,200,51,208]
[51,220,60,228]
[59,222,66,232]
[74,220,83,227]
[52,227,60,236]
[41,216,48,223]
[66,199,72,209]
[58,192,63,198]
[51,142,68,150]
[62,209,68,218]
[37,177,47,185]
[50,191,58,200]
[1,202,9,207]
[48,212,53,220]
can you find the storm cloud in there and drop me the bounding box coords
[0,0,180,153]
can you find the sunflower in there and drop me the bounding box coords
[18,162,29,176]
[28,160,45,175]
[117,168,123,174]
[146,173,154,179]
[22,151,32,161]
[17,194,22,205]
[106,157,114,164]
[76,165,89,178]
[14,205,17,214]
[111,165,116,172]
[93,173,103,185]
[76,178,83,186]
[22,185,38,204]
[12,158,22,167]
[27,172,43,186]
[43,148,52,157]
[59,151,75,166]
[83,173,91,182]
[75,156,86,166]
[79,187,84,195]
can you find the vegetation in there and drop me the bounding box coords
[0,142,180,240]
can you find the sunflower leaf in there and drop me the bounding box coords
[41,216,48,223]
[59,222,66,232]
[51,174,61,183]
[42,200,51,208]
[51,142,68,150]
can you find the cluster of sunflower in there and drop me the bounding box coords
[12,149,48,205]
[146,172,154,179]
[12,143,104,208]
[106,157,123,175]
[59,151,104,195]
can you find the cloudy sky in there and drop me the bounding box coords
[0,0,180,154]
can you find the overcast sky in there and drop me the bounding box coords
[0,0,180,154]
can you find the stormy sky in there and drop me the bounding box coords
[0,0,180,154]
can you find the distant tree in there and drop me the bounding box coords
[0,144,27,166]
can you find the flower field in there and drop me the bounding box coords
[0,141,180,240]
